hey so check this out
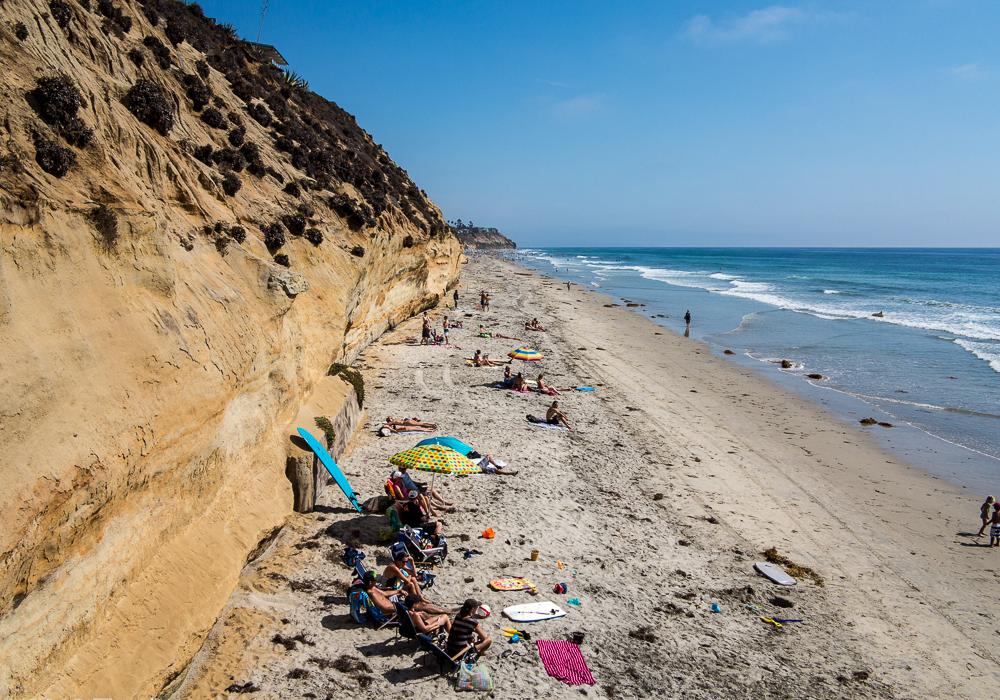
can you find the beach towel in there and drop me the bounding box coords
[535,640,595,686]
[526,416,568,431]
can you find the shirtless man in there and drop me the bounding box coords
[381,552,448,614]
[546,400,571,430]
[362,572,450,632]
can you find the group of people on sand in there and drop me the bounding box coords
[977,495,1000,547]
[360,562,494,658]
[479,290,493,311]
[500,366,565,397]
[420,313,466,347]
[379,416,437,436]
[524,318,546,331]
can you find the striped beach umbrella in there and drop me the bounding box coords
[390,444,482,476]
[508,346,544,361]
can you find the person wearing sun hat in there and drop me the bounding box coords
[446,598,493,657]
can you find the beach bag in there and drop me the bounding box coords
[342,546,365,568]
[348,587,369,625]
[456,659,493,691]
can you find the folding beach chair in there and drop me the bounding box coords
[397,526,447,565]
[416,633,473,673]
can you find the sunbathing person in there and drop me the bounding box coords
[546,400,571,429]
[446,599,492,657]
[386,416,437,429]
[477,324,493,338]
[393,466,454,511]
[510,372,530,393]
[466,451,518,475]
[500,365,513,388]
[536,373,559,396]
[363,572,450,633]
[472,350,506,367]
[381,552,448,615]
[525,318,547,331]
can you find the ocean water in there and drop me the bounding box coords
[516,247,1000,493]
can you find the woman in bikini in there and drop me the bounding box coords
[536,373,559,396]
[978,495,996,537]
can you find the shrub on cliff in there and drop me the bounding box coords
[123,79,174,135]
[33,132,75,177]
[183,75,211,112]
[164,19,185,45]
[49,1,73,29]
[263,223,285,252]
[228,225,246,243]
[273,253,290,267]
[96,0,131,34]
[220,172,241,196]
[304,227,323,246]
[27,75,93,148]
[282,214,306,237]
[227,127,245,147]
[29,75,80,123]
[328,363,365,408]
[283,181,300,197]
[195,59,210,80]
[13,21,29,41]
[142,35,171,69]
[128,47,144,67]
[247,102,272,127]
[88,203,118,252]
[193,143,213,165]
[213,147,245,172]
[200,107,226,129]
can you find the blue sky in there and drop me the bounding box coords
[199,1,999,247]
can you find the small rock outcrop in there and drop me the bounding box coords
[449,219,516,249]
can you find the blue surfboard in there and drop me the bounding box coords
[297,427,362,512]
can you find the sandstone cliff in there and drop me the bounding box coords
[0,1,460,697]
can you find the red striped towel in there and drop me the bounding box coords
[535,640,595,686]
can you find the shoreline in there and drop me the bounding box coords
[175,255,997,698]
[514,249,1000,494]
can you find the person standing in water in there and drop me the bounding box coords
[684,310,692,327]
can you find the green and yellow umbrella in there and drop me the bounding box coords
[389,444,482,476]
[508,346,544,361]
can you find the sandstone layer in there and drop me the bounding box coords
[0,1,461,696]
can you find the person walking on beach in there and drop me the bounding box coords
[978,495,996,537]
[684,309,692,327]
[420,313,431,345]
[990,503,1000,548]
[453,288,459,308]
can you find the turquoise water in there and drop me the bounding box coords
[517,247,1000,492]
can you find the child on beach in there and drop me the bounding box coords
[978,496,995,537]
[990,504,1000,548]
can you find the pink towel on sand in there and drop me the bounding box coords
[535,640,595,686]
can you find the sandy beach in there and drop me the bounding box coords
[173,255,999,699]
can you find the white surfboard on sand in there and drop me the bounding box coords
[502,601,567,622]
[754,562,797,586]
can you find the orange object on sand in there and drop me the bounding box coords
[482,528,496,539]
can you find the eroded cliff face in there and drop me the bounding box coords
[0,1,460,697]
